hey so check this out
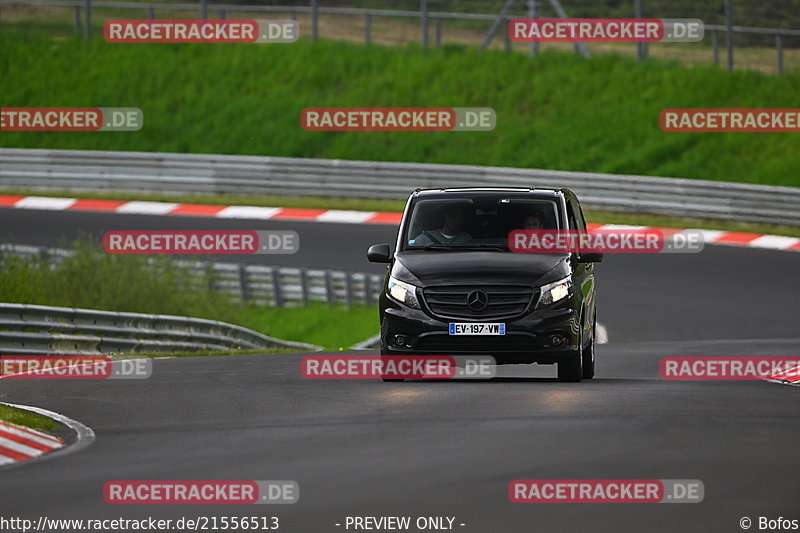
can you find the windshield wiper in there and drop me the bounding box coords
[415,245,507,251]
[419,245,457,250]
[455,245,508,251]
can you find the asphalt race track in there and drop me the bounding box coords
[1,207,798,533]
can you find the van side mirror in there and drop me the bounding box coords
[578,253,604,263]
[367,244,392,263]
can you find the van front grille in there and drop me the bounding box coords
[421,285,535,320]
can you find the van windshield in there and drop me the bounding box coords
[403,196,561,251]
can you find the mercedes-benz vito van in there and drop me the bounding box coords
[367,187,602,382]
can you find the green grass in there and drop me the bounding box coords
[0,404,63,433]
[129,302,378,354]
[0,241,379,349]
[3,187,799,237]
[1,31,799,186]
[234,303,377,350]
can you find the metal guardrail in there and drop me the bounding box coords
[0,243,386,307]
[349,333,381,350]
[0,243,379,354]
[1,148,798,225]
[0,303,323,355]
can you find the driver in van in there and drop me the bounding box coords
[411,204,472,246]
[521,213,543,230]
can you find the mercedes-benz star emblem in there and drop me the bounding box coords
[466,290,488,311]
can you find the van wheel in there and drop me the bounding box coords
[558,346,583,382]
[379,344,404,383]
[582,318,596,380]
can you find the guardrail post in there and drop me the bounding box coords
[219,10,226,20]
[200,0,208,20]
[83,0,91,39]
[73,6,81,35]
[310,0,318,41]
[421,0,428,48]
[345,272,354,308]
[635,0,647,62]
[504,19,511,52]
[711,30,719,65]
[271,268,283,308]
[775,34,783,75]
[300,268,309,306]
[725,0,734,71]
[206,262,215,294]
[38,247,50,266]
[365,12,371,45]
[324,271,334,305]
[527,0,538,56]
[147,6,154,20]
[238,264,250,301]
[365,275,374,304]
[435,16,442,47]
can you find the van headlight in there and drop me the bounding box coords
[536,276,572,307]
[387,276,421,309]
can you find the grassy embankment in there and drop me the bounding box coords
[1,31,799,187]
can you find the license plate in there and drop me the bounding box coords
[449,323,506,335]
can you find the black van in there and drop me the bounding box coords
[367,187,602,382]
